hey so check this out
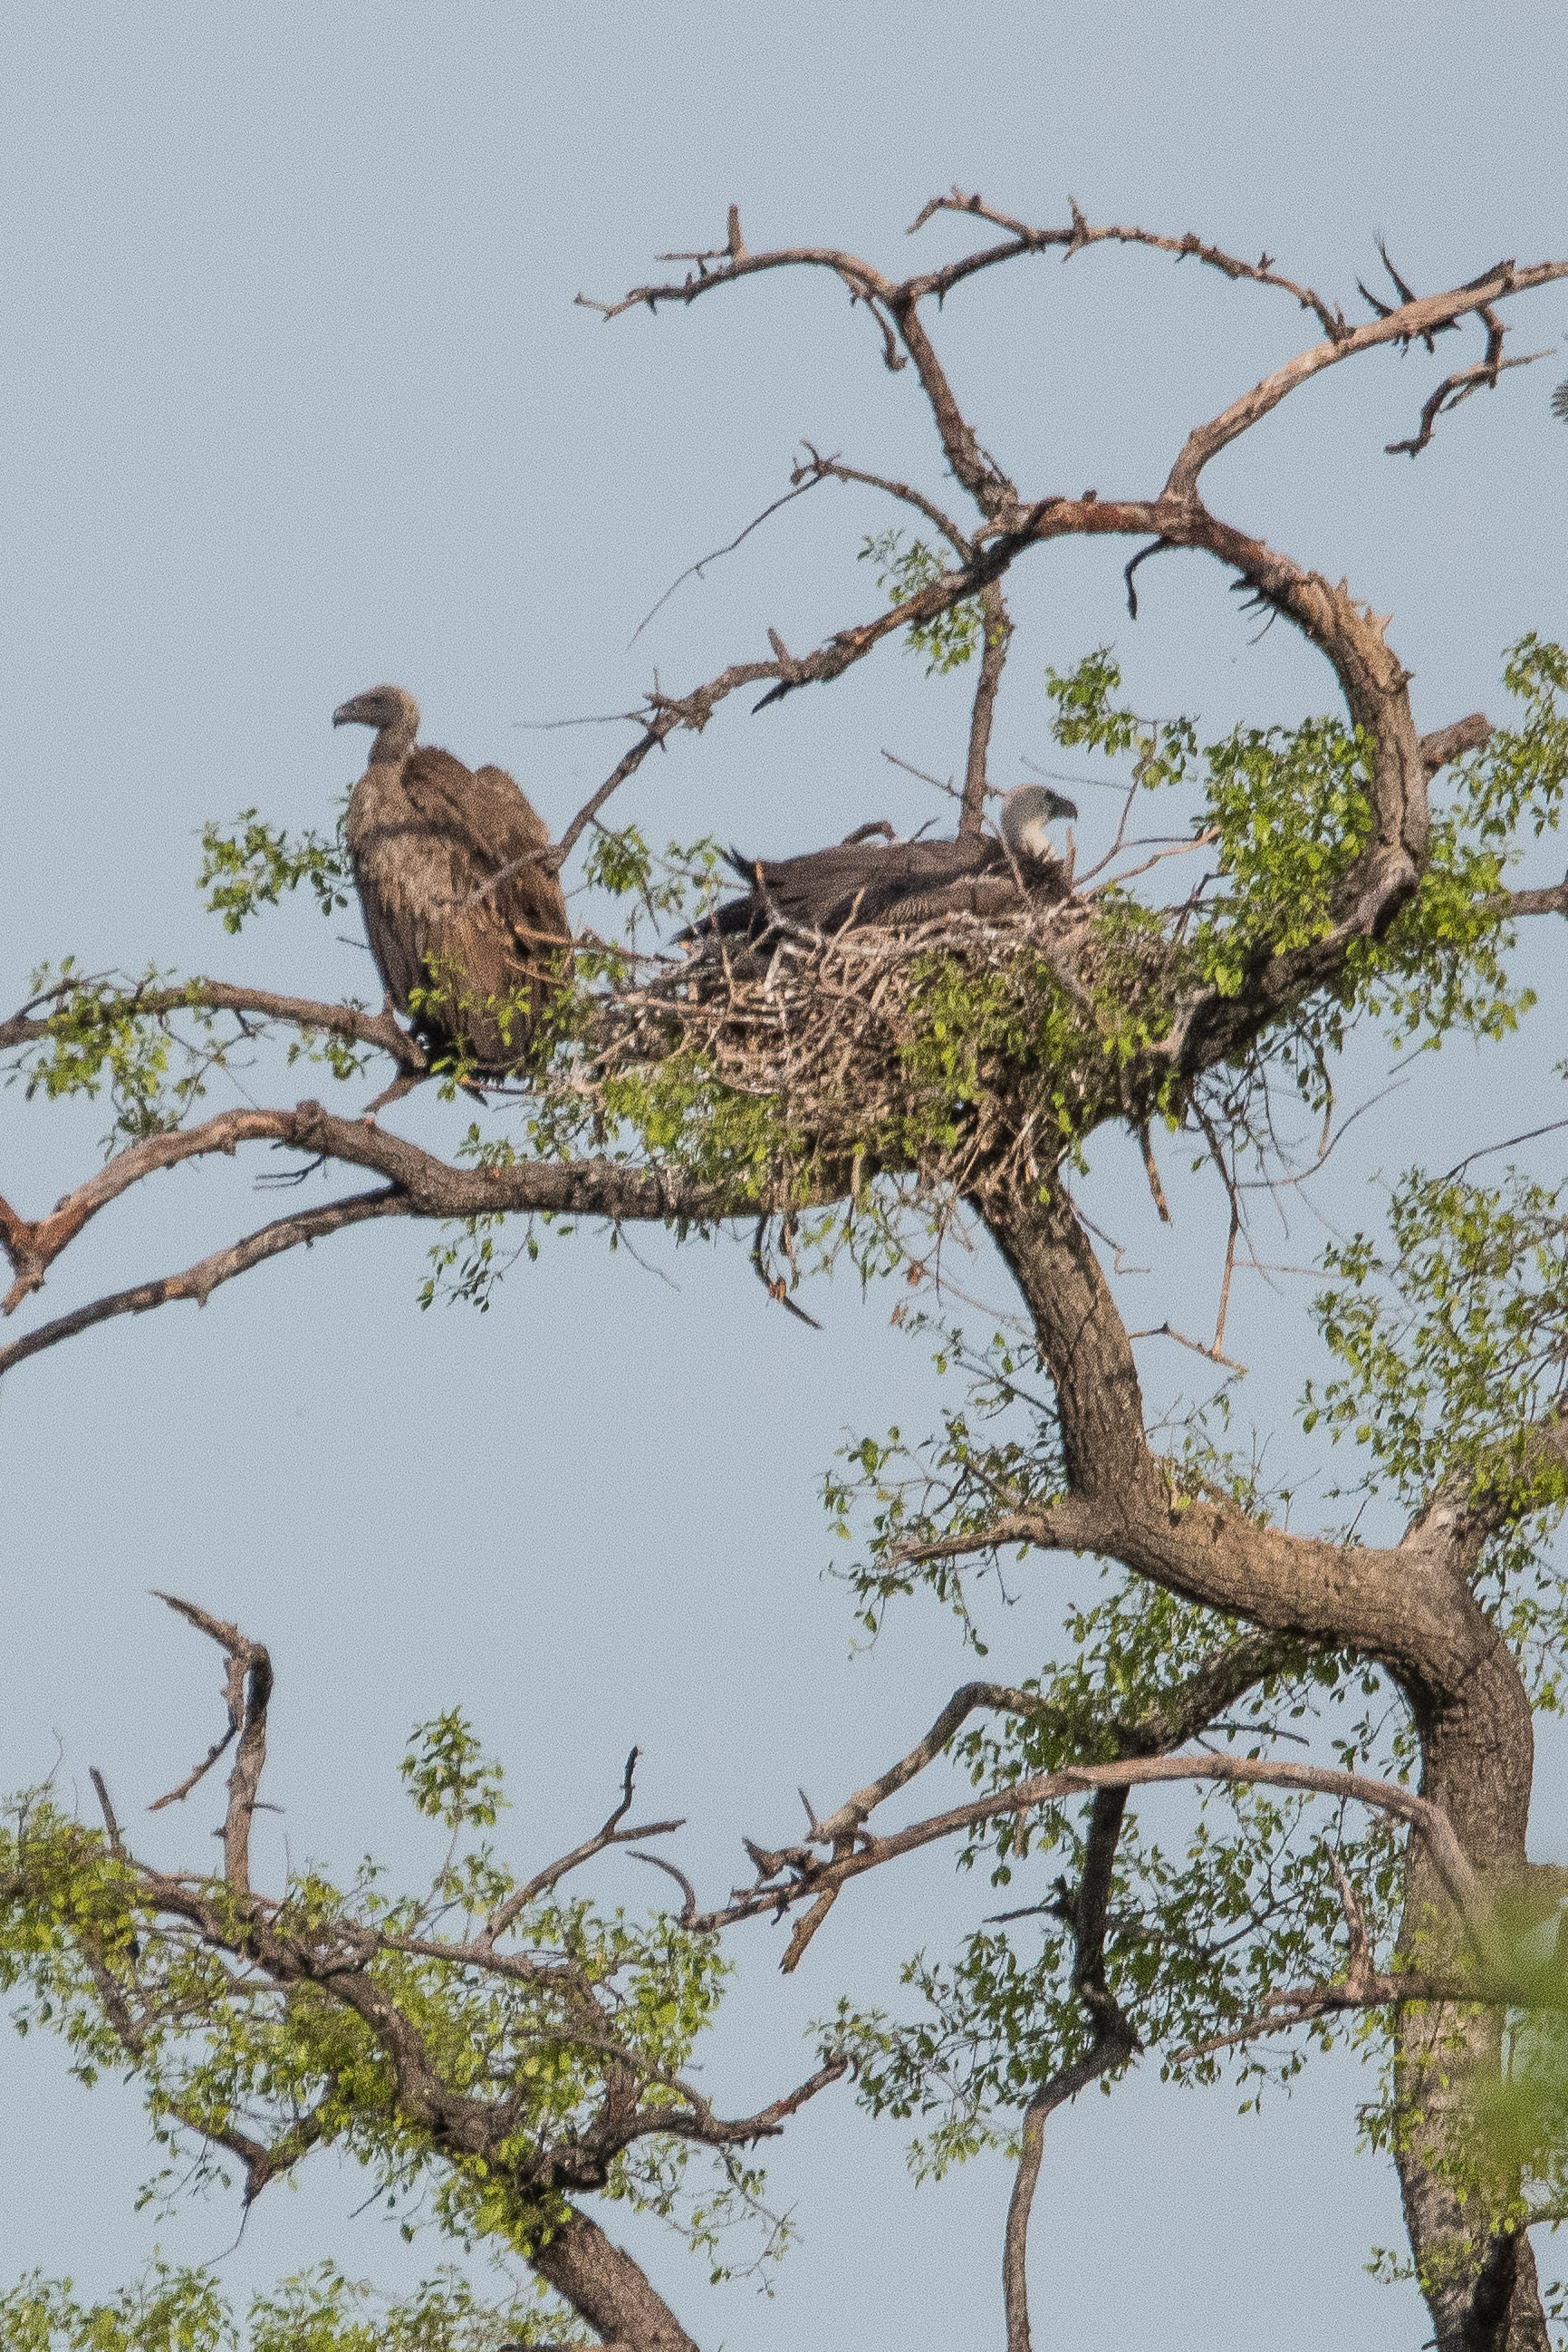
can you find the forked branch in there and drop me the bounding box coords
[149,1594,272,1894]
[53,1599,856,2351]
[685,1748,1500,1979]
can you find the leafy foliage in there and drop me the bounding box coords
[0,1713,776,2288]
[1305,1167,1568,1693]
[859,531,983,674]
[1045,638,1568,1088]
[824,1316,1067,1647]
[7,961,372,1147]
[820,1315,1429,2170]
[400,1711,509,1834]
[580,824,724,950]
[0,2260,544,2352]
[826,1777,1404,2178]
[11,961,195,1142]
[197,812,351,934]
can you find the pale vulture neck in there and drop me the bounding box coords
[370,695,420,766]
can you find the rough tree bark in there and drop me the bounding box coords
[532,2210,701,2352]
[979,1173,1551,2352]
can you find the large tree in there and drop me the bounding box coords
[5,198,1568,2350]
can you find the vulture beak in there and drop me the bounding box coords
[332,700,359,728]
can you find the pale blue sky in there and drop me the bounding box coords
[2,5,1566,2345]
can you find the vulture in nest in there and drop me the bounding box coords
[333,685,571,1073]
[690,783,1077,942]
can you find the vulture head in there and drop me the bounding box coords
[999,783,1077,862]
[332,684,421,765]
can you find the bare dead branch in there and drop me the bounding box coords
[1323,1837,1375,1996]
[1122,535,1178,619]
[751,1216,825,1329]
[960,583,1011,834]
[908,188,1352,341]
[1387,346,1553,458]
[146,1725,238,1812]
[89,1768,125,1856]
[586,199,1568,519]
[1137,1123,1172,1223]
[1167,257,1568,497]
[707,2051,851,2140]
[0,1188,409,1378]
[1004,2032,1129,2352]
[1128,1316,1247,1373]
[1193,1104,1244,1359]
[1442,1118,1568,1181]
[580,208,1016,514]
[800,1632,1301,1851]
[1355,241,1460,348]
[629,468,830,644]
[479,1749,685,1949]
[629,1847,702,1923]
[149,1594,272,1894]
[793,443,974,557]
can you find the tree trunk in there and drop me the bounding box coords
[979,1172,1552,2350]
[530,2205,700,2350]
[1395,1661,1547,2352]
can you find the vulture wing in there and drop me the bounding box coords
[347,748,570,1070]
[702,831,1005,938]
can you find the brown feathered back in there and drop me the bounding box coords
[344,739,571,1072]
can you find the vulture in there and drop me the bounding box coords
[333,685,571,1073]
[690,783,1077,942]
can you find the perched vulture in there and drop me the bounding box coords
[333,685,571,1073]
[690,783,1077,942]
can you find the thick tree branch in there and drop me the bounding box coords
[0,1104,376,1312]
[1421,713,1494,773]
[1500,874,1568,921]
[531,2206,699,2352]
[0,1188,410,1376]
[0,978,428,1068]
[0,1094,848,1374]
[978,1175,1522,1724]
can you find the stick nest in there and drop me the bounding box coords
[572,887,1168,1190]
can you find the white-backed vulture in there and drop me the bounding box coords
[332,686,571,1073]
[690,783,1077,941]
